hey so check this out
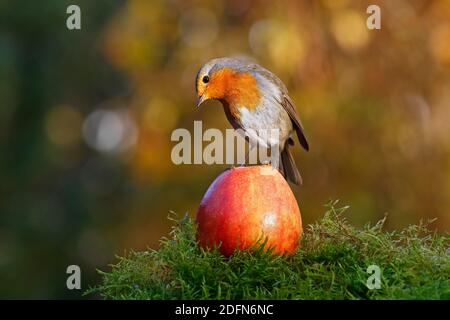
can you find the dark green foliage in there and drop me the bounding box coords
[89,201,450,300]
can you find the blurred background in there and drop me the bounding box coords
[1,0,449,298]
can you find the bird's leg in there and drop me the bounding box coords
[239,145,255,167]
[261,146,271,166]
[262,144,280,169]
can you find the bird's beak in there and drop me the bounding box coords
[196,94,207,108]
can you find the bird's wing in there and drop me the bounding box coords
[280,94,309,151]
[251,67,309,151]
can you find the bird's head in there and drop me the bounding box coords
[195,57,261,109]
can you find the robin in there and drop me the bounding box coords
[195,57,309,185]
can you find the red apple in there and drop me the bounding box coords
[196,165,302,256]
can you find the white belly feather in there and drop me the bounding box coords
[238,103,292,149]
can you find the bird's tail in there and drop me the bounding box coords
[280,145,302,185]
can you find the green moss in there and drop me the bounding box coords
[88,201,450,300]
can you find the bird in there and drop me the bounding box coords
[195,57,309,185]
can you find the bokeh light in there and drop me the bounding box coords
[331,10,370,52]
[249,19,307,72]
[82,109,138,153]
[429,23,450,67]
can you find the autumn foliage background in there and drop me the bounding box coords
[0,0,449,298]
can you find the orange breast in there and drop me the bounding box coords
[209,68,262,119]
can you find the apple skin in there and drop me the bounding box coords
[196,165,302,256]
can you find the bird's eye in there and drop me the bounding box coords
[202,75,209,83]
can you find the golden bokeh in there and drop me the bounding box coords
[429,23,450,67]
[331,10,370,52]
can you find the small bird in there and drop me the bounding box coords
[195,57,309,185]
